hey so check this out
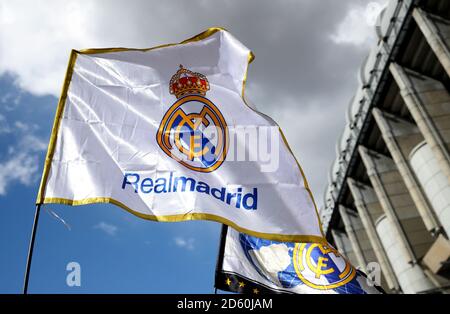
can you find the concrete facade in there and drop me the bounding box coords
[322,0,450,294]
[346,179,399,291]
[376,215,435,293]
[410,142,450,235]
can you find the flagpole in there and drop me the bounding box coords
[23,204,42,294]
[213,224,228,294]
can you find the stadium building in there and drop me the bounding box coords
[321,0,450,293]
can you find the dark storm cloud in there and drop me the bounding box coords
[93,0,368,107]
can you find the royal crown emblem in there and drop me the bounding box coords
[169,65,210,99]
[157,65,228,173]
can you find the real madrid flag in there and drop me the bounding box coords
[215,226,383,294]
[36,27,324,242]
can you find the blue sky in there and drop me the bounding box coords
[0,0,384,293]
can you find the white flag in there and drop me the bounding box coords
[37,28,324,242]
[216,227,382,294]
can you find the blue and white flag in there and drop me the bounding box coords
[215,226,383,294]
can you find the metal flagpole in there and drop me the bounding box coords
[213,225,228,294]
[23,204,42,294]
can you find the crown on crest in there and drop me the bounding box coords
[169,65,210,99]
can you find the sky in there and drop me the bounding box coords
[0,0,387,293]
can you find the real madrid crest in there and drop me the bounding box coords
[293,243,357,290]
[157,65,229,173]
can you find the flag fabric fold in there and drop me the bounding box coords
[37,27,324,242]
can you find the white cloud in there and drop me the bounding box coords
[174,237,195,250]
[93,221,118,236]
[0,102,48,194]
[0,91,22,111]
[0,0,98,96]
[0,132,47,195]
[14,121,41,134]
[0,0,174,97]
[330,1,388,47]
[1,92,21,104]
[0,114,10,134]
[0,151,39,195]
